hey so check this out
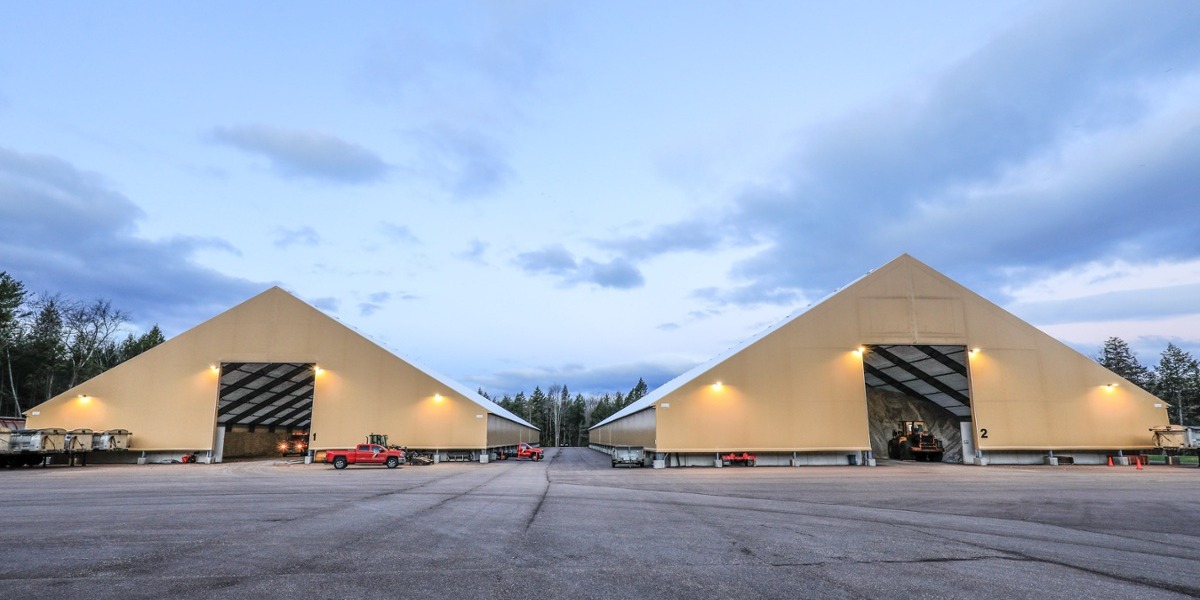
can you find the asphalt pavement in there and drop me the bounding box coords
[1,448,1197,599]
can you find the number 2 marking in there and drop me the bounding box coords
[980,428,989,439]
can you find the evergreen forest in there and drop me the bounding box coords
[0,272,164,418]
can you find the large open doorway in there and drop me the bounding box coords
[861,345,972,463]
[214,363,314,460]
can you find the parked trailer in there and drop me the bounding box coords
[611,445,645,468]
[1150,425,1200,456]
[66,429,94,452]
[3,428,67,467]
[92,429,131,451]
[1,427,128,467]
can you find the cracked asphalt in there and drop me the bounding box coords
[1,448,1197,599]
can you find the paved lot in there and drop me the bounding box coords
[1,448,1198,599]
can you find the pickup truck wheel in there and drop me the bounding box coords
[333,456,348,470]
[386,457,399,469]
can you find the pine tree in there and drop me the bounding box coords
[628,377,649,403]
[22,298,67,404]
[0,273,28,417]
[1152,343,1200,425]
[592,393,613,425]
[1096,337,1154,390]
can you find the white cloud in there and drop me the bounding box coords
[0,147,261,333]
[211,125,390,184]
[1004,258,1200,304]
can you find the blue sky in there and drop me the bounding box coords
[2,1,1199,395]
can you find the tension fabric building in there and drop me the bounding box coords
[590,255,1169,466]
[26,287,538,461]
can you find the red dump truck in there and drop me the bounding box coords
[324,444,405,469]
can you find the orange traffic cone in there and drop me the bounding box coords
[1107,456,1114,467]
[1136,456,1143,470]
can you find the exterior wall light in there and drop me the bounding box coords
[434,393,444,402]
[78,395,90,403]
[1106,383,1118,391]
[209,364,219,372]
[313,366,324,375]
[712,382,723,391]
[970,348,981,354]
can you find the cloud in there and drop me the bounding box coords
[726,3,1200,299]
[577,257,644,289]
[378,222,419,244]
[404,124,513,198]
[1001,258,1200,327]
[1008,283,1200,326]
[467,358,698,397]
[456,238,488,264]
[354,11,556,200]
[211,125,389,184]
[273,226,321,249]
[515,244,645,289]
[597,218,735,260]
[308,297,340,312]
[515,244,577,275]
[0,147,261,332]
[592,2,1200,308]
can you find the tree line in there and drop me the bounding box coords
[0,272,164,417]
[478,378,650,447]
[1096,336,1199,426]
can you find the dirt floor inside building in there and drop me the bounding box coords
[1,448,1197,599]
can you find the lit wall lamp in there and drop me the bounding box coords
[970,347,981,355]
[78,395,91,403]
[313,366,324,375]
[1105,383,1118,391]
[854,346,866,356]
[434,393,444,402]
[711,382,724,391]
[209,364,219,373]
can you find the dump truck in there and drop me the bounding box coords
[323,443,405,469]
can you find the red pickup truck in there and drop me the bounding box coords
[324,444,405,469]
[497,442,544,461]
